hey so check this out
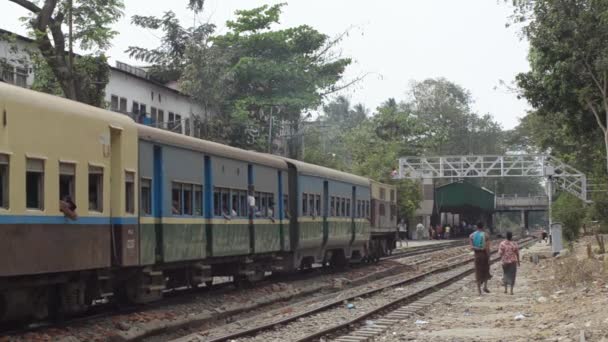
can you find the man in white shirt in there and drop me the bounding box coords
[247,187,256,221]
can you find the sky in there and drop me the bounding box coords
[2,0,531,129]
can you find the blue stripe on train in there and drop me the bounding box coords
[0,215,138,225]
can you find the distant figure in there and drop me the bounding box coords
[541,228,548,243]
[222,206,232,220]
[60,196,78,220]
[416,222,425,240]
[428,226,435,240]
[398,219,408,247]
[436,225,443,240]
[470,221,491,295]
[267,203,276,223]
[445,225,451,239]
[247,187,256,221]
[498,231,520,295]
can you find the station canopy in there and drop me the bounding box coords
[435,181,495,214]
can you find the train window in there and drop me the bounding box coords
[309,194,315,216]
[315,195,321,217]
[340,198,346,217]
[141,178,152,215]
[380,188,386,200]
[88,166,103,212]
[379,203,386,216]
[232,192,239,216]
[239,191,247,216]
[213,187,221,216]
[302,193,308,216]
[0,154,8,209]
[330,197,335,216]
[221,189,230,216]
[110,95,119,111]
[261,193,268,215]
[366,201,370,218]
[59,162,75,202]
[119,97,127,113]
[194,185,203,216]
[26,158,44,210]
[125,171,135,214]
[172,182,182,215]
[390,189,395,202]
[283,194,289,218]
[266,193,275,217]
[346,199,351,217]
[183,184,193,215]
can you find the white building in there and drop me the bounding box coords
[0,29,206,136]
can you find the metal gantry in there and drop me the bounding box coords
[396,154,590,203]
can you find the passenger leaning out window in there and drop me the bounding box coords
[60,196,78,220]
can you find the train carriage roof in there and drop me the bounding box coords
[137,124,288,169]
[273,156,370,187]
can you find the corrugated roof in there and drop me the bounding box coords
[273,156,370,186]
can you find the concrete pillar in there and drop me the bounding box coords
[521,210,526,228]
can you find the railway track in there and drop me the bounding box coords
[0,240,468,339]
[169,238,535,342]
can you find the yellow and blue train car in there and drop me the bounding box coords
[0,83,395,322]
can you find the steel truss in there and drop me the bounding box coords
[396,155,590,202]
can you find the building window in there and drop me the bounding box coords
[158,110,164,129]
[26,158,44,210]
[1,64,14,83]
[89,166,103,212]
[151,107,157,125]
[110,95,119,111]
[119,97,127,113]
[141,178,151,215]
[15,67,27,87]
[158,93,161,102]
[185,118,191,136]
[390,189,395,202]
[125,171,135,214]
[194,185,203,216]
[151,91,154,100]
[140,104,147,117]
[379,203,385,216]
[174,114,182,133]
[0,154,9,209]
[59,162,75,201]
[168,112,175,131]
[132,101,139,116]
[380,188,386,200]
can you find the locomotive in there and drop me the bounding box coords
[0,83,397,322]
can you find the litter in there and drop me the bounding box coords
[347,303,355,309]
[514,314,526,321]
[415,320,429,325]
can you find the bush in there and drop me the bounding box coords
[552,192,585,242]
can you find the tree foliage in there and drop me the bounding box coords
[9,0,123,106]
[553,192,585,241]
[511,0,608,173]
[129,3,354,151]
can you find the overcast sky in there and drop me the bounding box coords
[3,0,530,129]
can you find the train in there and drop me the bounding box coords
[0,83,398,322]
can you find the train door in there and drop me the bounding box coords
[322,180,329,246]
[110,126,139,266]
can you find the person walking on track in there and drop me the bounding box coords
[470,222,491,295]
[498,231,520,295]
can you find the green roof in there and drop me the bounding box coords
[435,181,495,212]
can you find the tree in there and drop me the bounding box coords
[512,0,608,173]
[8,0,124,106]
[130,3,355,152]
[553,192,585,241]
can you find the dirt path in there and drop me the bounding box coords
[377,238,608,341]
